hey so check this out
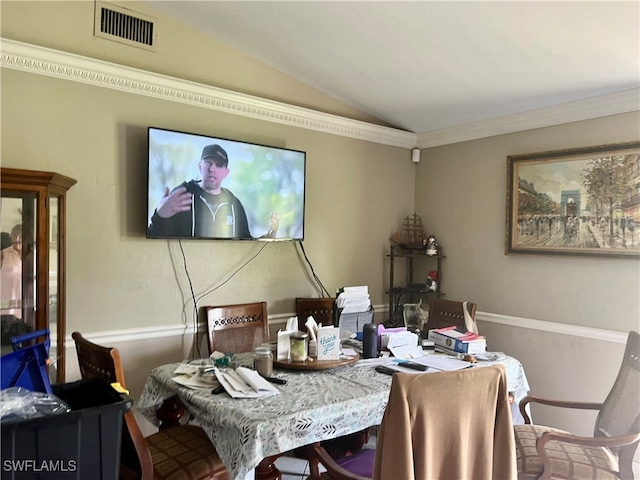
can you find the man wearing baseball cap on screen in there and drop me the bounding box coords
[148,144,252,238]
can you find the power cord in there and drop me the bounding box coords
[296,240,331,297]
[178,239,325,357]
[177,239,201,358]
[195,242,269,303]
[178,240,270,358]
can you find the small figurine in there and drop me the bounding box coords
[426,271,438,292]
[426,235,437,255]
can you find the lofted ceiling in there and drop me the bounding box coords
[147,1,639,141]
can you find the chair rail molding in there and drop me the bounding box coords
[63,307,628,346]
[476,311,628,344]
[0,38,416,149]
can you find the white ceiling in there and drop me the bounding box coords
[149,1,639,135]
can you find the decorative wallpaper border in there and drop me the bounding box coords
[2,38,638,149]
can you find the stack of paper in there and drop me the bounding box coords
[213,367,280,399]
[385,331,422,359]
[172,361,219,392]
[336,286,371,314]
[428,326,487,354]
[378,325,408,349]
[335,286,374,338]
[402,355,473,371]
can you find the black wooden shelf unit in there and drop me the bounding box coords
[385,244,445,327]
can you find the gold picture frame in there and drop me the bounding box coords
[506,141,640,258]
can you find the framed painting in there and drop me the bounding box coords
[506,141,640,258]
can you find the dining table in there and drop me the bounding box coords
[137,351,530,480]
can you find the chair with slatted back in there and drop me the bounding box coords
[204,302,281,478]
[71,332,230,480]
[514,330,640,480]
[205,301,269,354]
[296,297,336,331]
[424,298,478,333]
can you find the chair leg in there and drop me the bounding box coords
[308,443,322,480]
[255,455,283,480]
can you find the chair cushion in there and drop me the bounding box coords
[514,424,620,480]
[335,448,376,478]
[146,425,229,480]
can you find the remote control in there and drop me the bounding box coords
[266,377,287,385]
[375,366,397,375]
[397,362,429,371]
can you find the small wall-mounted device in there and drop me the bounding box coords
[411,148,421,164]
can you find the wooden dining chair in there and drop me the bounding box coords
[514,330,640,480]
[309,365,516,480]
[294,296,372,462]
[423,298,478,333]
[205,301,269,354]
[295,297,336,331]
[71,332,230,480]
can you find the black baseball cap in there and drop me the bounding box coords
[201,144,228,167]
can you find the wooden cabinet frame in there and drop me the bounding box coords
[1,168,76,383]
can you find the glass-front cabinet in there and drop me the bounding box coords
[1,168,76,383]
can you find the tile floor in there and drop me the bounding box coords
[274,453,314,480]
[238,450,313,480]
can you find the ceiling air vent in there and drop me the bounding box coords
[94,2,156,51]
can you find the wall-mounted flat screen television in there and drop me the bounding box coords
[147,127,306,241]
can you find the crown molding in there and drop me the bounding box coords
[417,88,640,148]
[0,38,417,149]
[3,39,637,150]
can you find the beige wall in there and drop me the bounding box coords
[416,114,640,441]
[0,4,414,336]
[2,1,639,455]
[0,0,388,126]
[416,112,640,333]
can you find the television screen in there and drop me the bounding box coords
[147,127,306,241]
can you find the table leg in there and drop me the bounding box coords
[255,455,283,480]
[156,396,186,430]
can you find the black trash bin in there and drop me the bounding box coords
[1,379,132,480]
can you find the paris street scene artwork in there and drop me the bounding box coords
[506,142,640,258]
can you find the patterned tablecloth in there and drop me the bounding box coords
[138,352,529,480]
